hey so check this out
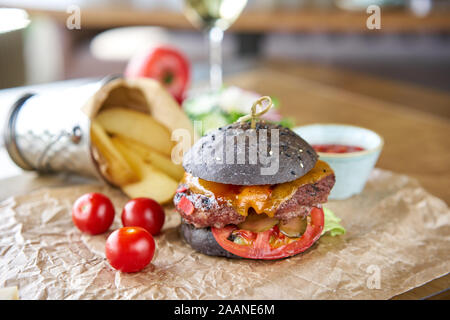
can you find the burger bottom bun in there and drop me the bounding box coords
[179,221,240,259]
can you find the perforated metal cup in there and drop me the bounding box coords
[3,76,119,180]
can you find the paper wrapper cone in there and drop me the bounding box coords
[82,77,194,185]
[82,77,194,137]
[0,168,448,299]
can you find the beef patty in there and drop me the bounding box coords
[173,173,335,228]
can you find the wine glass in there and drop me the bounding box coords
[184,0,248,91]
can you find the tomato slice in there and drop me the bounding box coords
[211,207,324,260]
[125,46,190,104]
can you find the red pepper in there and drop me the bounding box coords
[177,196,194,216]
[176,186,187,193]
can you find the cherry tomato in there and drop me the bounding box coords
[211,207,324,260]
[72,193,115,235]
[105,227,155,273]
[125,45,190,104]
[121,198,165,235]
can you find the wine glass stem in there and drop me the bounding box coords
[208,26,224,91]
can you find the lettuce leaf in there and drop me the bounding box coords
[322,207,346,237]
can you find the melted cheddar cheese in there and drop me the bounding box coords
[182,160,333,217]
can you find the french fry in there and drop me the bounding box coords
[121,172,178,204]
[110,136,145,179]
[114,135,185,181]
[90,120,138,186]
[111,137,178,204]
[95,107,173,156]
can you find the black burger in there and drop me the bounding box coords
[174,109,336,260]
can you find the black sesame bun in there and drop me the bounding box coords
[180,221,239,258]
[182,121,318,185]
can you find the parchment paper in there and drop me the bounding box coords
[0,169,449,300]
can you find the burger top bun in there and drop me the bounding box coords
[182,121,318,185]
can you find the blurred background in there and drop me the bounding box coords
[2,0,450,177]
[0,0,449,93]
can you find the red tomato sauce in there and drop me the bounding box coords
[312,144,365,153]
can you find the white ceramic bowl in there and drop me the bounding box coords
[293,124,384,200]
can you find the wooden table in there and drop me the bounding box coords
[0,62,449,299]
